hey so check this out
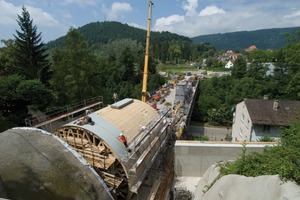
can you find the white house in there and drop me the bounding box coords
[225,60,234,69]
[232,98,300,142]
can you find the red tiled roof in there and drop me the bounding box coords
[246,45,257,51]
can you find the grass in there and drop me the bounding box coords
[157,62,198,75]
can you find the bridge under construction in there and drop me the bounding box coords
[0,74,199,199]
[0,1,199,199]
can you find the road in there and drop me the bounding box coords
[187,125,232,141]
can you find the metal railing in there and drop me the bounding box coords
[25,96,103,128]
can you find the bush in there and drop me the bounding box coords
[257,136,275,142]
[219,122,300,184]
[198,135,209,141]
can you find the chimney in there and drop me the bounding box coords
[263,95,268,100]
[273,100,279,110]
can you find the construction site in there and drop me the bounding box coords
[0,70,199,200]
[0,2,202,199]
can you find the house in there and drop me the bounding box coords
[218,50,240,62]
[225,60,235,69]
[264,62,276,76]
[218,54,231,61]
[231,53,239,60]
[245,45,257,51]
[232,98,300,142]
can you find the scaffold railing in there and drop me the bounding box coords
[25,96,103,128]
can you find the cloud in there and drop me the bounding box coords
[128,22,145,30]
[27,6,60,27]
[153,0,300,38]
[155,15,185,27]
[199,5,226,16]
[104,2,132,21]
[284,11,300,19]
[0,1,59,27]
[183,0,199,16]
[154,4,227,36]
[62,12,73,20]
[61,0,98,6]
[0,1,20,25]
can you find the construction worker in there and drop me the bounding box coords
[119,132,128,148]
[85,108,92,115]
[113,93,118,103]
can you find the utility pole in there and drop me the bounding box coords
[141,1,153,102]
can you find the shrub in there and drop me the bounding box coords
[219,122,300,184]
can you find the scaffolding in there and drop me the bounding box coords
[25,96,103,132]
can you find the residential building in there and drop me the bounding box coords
[232,98,300,142]
[225,60,235,69]
[245,45,257,51]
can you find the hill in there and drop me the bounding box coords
[46,21,300,54]
[46,21,191,49]
[191,27,300,50]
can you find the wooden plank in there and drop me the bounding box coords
[102,172,123,187]
[149,178,162,200]
[81,153,116,169]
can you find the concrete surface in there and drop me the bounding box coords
[0,128,113,200]
[174,176,201,193]
[194,163,300,200]
[175,141,269,177]
[201,175,300,200]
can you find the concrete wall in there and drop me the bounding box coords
[175,141,271,177]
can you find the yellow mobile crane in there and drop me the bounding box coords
[141,1,154,102]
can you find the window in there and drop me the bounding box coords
[239,127,243,137]
[263,125,270,132]
[241,113,245,123]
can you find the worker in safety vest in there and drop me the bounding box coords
[119,132,128,147]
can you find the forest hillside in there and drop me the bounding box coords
[191,27,300,50]
[47,22,299,51]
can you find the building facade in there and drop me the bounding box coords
[232,99,300,142]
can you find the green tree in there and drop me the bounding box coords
[51,28,98,104]
[0,74,24,117]
[282,31,300,99]
[246,62,268,80]
[118,47,135,82]
[248,49,274,63]
[206,106,231,126]
[14,6,50,84]
[220,122,300,184]
[168,43,181,64]
[270,30,300,100]
[0,75,54,131]
[0,39,17,76]
[232,55,247,79]
[16,79,54,109]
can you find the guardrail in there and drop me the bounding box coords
[25,96,103,127]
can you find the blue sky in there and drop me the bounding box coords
[1,0,300,44]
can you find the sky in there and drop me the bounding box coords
[1,0,300,45]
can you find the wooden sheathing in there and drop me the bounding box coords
[54,127,129,199]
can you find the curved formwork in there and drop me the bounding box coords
[0,127,113,200]
[54,98,176,199]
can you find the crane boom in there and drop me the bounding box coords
[141,1,153,102]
